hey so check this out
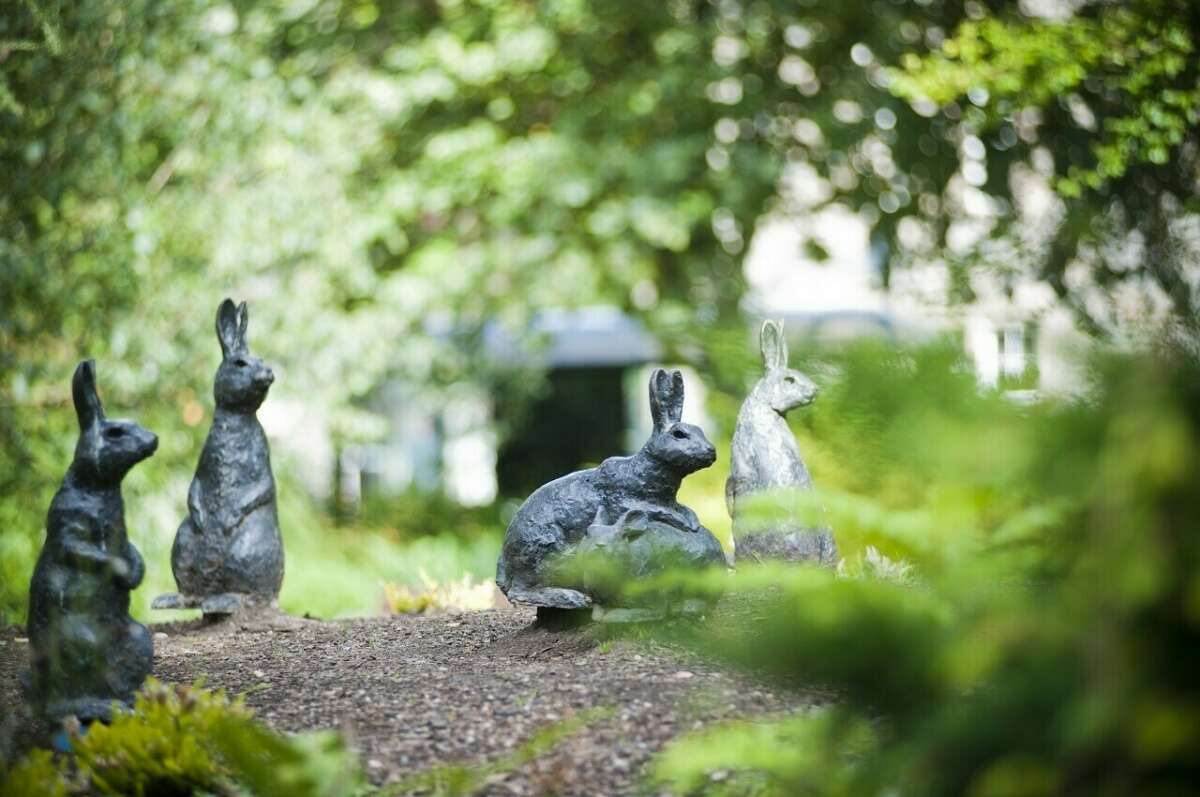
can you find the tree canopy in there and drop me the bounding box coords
[893,0,1200,341]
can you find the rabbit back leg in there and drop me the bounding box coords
[34,613,107,710]
[497,520,569,595]
[223,503,284,598]
[45,615,135,721]
[105,616,153,702]
[499,524,595,609]
[171,514,225,597]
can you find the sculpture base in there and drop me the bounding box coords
[592,598,711,624]
[733,526,838,567]
[591,606,662,623]
[151,592,258,617]
[534,606,593,630]
[43,696,128,724]
[531,597,713,627]
[503,586,593,610]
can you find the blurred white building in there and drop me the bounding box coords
[743,204,1090,396]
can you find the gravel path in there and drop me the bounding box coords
[1,607,821,795]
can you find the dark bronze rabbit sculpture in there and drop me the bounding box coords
[26,360,157,722]
[157,299,283,615]
[497,368,723,612]
[726,319,837,565]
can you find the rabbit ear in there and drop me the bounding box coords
[235,301,249,351]
[72,359,104,430]
[650,368,684,432]
[216,298,241,358]
[665,369,685,424]
[649,368,669,433]
[760,319,787,372]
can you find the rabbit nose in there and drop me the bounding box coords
[146,433,159,453]
[258,369,275,385]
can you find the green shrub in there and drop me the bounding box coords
[207,718,364,797]
[650,344,1200,796]
[0,679,365,797]
[0,749,72,797]
[74,679,251,795]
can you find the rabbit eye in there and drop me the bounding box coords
[234,358,249,367]
[670,428,688,440]
[784,376,797,384]
[104,427,125,439]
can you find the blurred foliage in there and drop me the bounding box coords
[353,490,505,540]
[890,0,1200,341]
[647,342,1200,796]
[0,678,365,796]
[272,494,500,620]
[67,680,254,796]
[0,749,72,797]
[207,713,365,797]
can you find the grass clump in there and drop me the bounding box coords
[382,573,496,614]
[0,679,364,797]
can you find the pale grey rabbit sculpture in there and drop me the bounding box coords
[726,319,837,565]
[154,299,283,615]
[497,368,724,616]
[26,360,157,722]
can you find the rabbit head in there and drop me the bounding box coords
[642,368,716,474]
[752,320,818,414]
[213,298,274,411]
[70,360,158,486]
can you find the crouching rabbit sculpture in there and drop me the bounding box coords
[26,360,157,722]
[726,320,837,565]
[154,298,283,615]
[497,369,725,619]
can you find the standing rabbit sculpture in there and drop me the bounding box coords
[26,360,157,722]
[497,368,725,613]
[726,320,837,565]
[155,299,283,615]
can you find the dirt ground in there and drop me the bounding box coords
[0,606,822,795]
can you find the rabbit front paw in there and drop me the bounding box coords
[107,555,131,583]
[212,510,242,537]
[632,504,700,533]
[115,545,145,589]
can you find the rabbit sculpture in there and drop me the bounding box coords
[26,360,157,722]
[497,368,724,613]
[726,320,837,565]
[157,299,283,614]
